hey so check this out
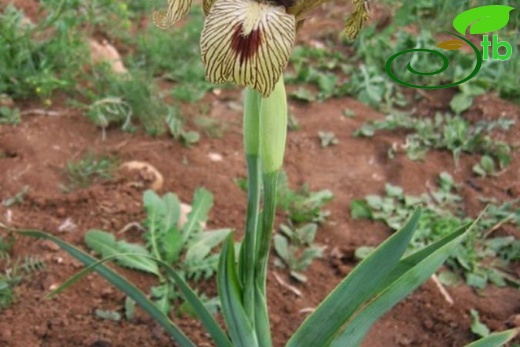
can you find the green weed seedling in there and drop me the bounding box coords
[273,223,324,282]
[318,131,339,148]
[2,186,29,207]
[134,7,213,102]
[65,153,117,190]
[351,173,520,289]
[84,188,230,315]
[0,253,45,310]
[0,3,87,102]
[195,116,227,138]
[356,112,513,166]
[166,106,200,146]
[276,172,333,224]
[0,106,21,125]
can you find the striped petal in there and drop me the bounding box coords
[153,0,192,29]
[203,0,217,16]
[200,0,296,97]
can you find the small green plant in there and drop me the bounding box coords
[318,131,339,148]
[0,106,21,125]
[273,223,324,282]
[2,186,29,207]
[133,7,213,102]
[65,153,117,190]
[0,255,45,310]
[356,112,513,166]
[351,173,520,289]
[470,309,491,339]
[0,4,87,102]
[166,106,200,145]
[82,66,167,136]
[473,155,497,177]
[195,116,227,138]
[84,189,230,315]
[276,172,333,224]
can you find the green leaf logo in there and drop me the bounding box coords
[453,5,515,35]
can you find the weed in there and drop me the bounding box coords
[2,186,29,207]
[276,172,333,224]
[273,223,325,282]
[81,65,166,136]
[351,173,520,289]
[356,112,513,166]
[287,114,301,131]
[166,107,200,145]
[0,4,87,102]
[0,255,45,310]
[342,108,356,118]
[84,189,230,315]
[194,116,226,138]
[318,131,339,148]
[65,153,117,190]
[0,106,21,125]
[133,7,213,102]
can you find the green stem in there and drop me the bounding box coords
[243,155,262,322]
[255,172,279,292]
[255,76,287,290]
[242,88,262,323]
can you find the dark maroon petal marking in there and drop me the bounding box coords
[231,24,263,66]
[271,0,295,7]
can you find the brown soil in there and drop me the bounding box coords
[1,1,520,347]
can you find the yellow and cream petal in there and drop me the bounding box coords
[200,0,296,97]
[153,0,192,29]
[202,0,217,16]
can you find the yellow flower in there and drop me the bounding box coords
[154,0,369,97]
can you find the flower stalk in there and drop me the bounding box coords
[241,77,287,345]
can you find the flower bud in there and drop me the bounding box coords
[259,77,287,174]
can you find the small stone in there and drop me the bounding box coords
[208,152,223,162]
[41,240,60,252]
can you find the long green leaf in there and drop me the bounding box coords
[464,328,519,347]
[159,261,233,347]
[85,230,159,275]
[330,222,473,347]
[143,190,167,262]
[287,209,421,347]
[45,243,232,347]
[182,188,213,242]
[162,192,181,231]
[372,222,473,294]
[18,230,196,347]
[218,235,259,347]
[254,284,273,347]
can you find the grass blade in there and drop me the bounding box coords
[287,209,421,347]
[160,261,233,347]
[330,222,473,347]
[18,230,196,347]
[218,235,259,347]
[464,328,519,347]
[254,284,273,347]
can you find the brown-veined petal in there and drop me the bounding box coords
[200,0,296,97]
[203,0,217,16]
[153,0,192,29]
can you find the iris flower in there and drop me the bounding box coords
[154,0,370,97]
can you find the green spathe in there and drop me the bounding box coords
[259,77,288,174]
